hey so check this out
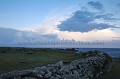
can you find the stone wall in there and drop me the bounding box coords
[0,51,112,79]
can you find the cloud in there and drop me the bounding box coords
[112,37,120,39]
[95,14,120,21]
[0,27,59,45]
[0,27,119,48]
[18,10,70,35]
[0,27,21,43]
[58,29,118,41]
[87,1,103,10]
[58,10,117,32]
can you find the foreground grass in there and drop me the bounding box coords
[103,58,120,79]
[0,47,81,73]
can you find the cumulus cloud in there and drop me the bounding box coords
[58,10,117,32]
[87,1,103,10]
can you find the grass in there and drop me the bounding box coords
[0,47,81,73]
[0,47,120,79]
[103,58,120,79]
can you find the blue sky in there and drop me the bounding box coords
[0,0,120,47]
[0,0,119,28]
[0,0,80,28]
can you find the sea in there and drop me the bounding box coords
[0,44,120,58]
[78,48,120,58]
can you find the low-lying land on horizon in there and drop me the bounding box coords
[0,47,120,79]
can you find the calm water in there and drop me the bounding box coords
[78,48,120,58]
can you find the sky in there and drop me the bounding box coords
[0,0,120,47]
[0,0,79,28]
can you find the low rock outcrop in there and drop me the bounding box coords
[0,51,112,79]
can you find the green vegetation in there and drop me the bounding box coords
[0,47,120,79]
[103,58,120,79]
[0,47,80,73]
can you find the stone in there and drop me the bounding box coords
[0,51,112,79]
[22,77,37,79]
[44,72,52,78]
[55,74,62,78]
[60,64,73,72]
[54,61,63,68]
[13,76,21,79]
[50,76,55,79]
[54,77,59,79]
[0,70,32,79]
[32,67,46,75]
[72,70,79,76]
[26,71,43,79]
[47,67,56,73]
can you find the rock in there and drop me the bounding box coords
[54,61,63,68]
[32,67,46,75]
[60,51,112,79]
[50,76,55,79]
[72,70,79,76]
[44,72,52,78]
[60,64,73,72]
[54,77,59,79]
[22,77,37,79]
[0,70,32,79]
[55,74,62,78]
[47,67,56,73]
[13,76,21,79]
[0,51,112,79]
[27,72,43,79]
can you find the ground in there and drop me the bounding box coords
[103,58,120,79]
[0,47,80,73]
[0,47,120,79]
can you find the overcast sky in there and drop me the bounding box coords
[0,0,120,47]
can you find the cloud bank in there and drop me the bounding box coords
[58,29,117,41]
[58,10,117,32]
[0,27,58,45]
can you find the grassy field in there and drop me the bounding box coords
[0,47,81,73]
[0,47,120,79]
[103,58,120,79]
